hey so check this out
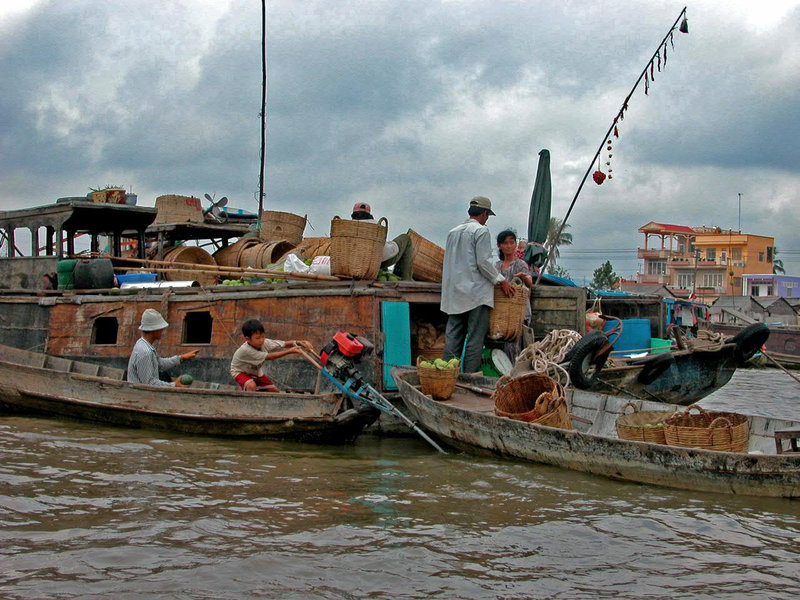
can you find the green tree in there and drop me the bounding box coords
[590,261,620,290]
[773,246,785,275]
[546,217,573,266]
[547,264,572,279]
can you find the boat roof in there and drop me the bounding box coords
[0,200,157,234]
[148,221,252,241]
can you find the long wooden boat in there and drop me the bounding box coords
[0,344,377,442]
[392,368,800,498]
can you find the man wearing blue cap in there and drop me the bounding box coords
[441,196,515,373]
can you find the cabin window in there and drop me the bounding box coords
[92,317,119,345]
[183,311,213,344]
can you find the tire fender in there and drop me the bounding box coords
[568,330,608,390]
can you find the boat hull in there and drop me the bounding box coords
[0,347,377,442]
[592,343,738,404]
[392,369,800,498]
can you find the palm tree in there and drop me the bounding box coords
[773,246,785,275]
[546,217,573,266]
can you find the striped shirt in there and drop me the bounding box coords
[127,337,181,386]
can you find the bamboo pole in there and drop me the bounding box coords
[762,350,800,386]
[95,253,340,282]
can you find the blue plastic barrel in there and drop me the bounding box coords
[603,318,651,355]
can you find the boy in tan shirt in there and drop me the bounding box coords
[230,319,313,392]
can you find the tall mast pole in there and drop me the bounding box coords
[258,0,267,215]
[534,7,688,286]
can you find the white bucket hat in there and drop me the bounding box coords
[139,308,169,331]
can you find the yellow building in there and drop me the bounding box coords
[636,222,775,303]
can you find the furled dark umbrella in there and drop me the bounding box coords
[523,148,551,269]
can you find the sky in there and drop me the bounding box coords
[1,0,798,283]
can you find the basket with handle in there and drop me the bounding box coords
[416,356,458,400]
[493,373,571,430]
[663,405,749,452]
[488,283,530,341]
[615,402,672,444]
[407,229,444,282]
[329,216,388,280]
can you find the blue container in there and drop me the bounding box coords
[603,318,651,355]
[116,273,157,285]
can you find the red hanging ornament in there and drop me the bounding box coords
[593,170,606,185]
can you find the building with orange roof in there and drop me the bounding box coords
[636,221,775,303]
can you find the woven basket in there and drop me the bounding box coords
[162,246,217,286]
[289,237,332,261]
[488,284,530,341]
[417,356,459,400]
[407,229,444,282]
[493,373,571,430]
[259,210,307,245]
[615,402,671,444]
[663,405,750,453]
[329,216,388,280]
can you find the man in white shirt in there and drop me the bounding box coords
[441,196,515,373]
[351,202,414,280]
[127,309,198,386]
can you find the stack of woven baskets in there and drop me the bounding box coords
[493,373,572,430]
[616,403,749,453]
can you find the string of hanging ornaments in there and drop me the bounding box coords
[592,10,688,186]
[535,7,688,285]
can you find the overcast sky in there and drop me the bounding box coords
[1,0,798,282]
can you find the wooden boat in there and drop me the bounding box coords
[556,324,770,405]
[0,344,377,442]
[392,368,800,498]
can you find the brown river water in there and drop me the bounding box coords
[1,369,799,599]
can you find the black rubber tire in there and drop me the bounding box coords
[633,352,675,385]
[730,323,770,365]
[568,330,608,390]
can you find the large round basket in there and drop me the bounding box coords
[417,356,458,400]
[163,246,217,286]
[259,210,307,245]
[238,239,295,269]
[407,229,444,283]
[329,217,388,280]
[289,237,332,261]
[663,405,750,453]
[488,284,530,341]
[615,402,672,444]
[493,373,571,430]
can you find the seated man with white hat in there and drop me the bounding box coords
[127,308,198,387]
[350,202,414,280]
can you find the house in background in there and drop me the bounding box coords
[743,274,800,298]
[709,295,797,326]
[636,221,775,304]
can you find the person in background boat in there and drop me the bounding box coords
[127,309,198,387]
[230,319,314,392]
[350,202,414,280]
[515,238,527,259]
[441,196,515,374]
[496,229,533,362]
